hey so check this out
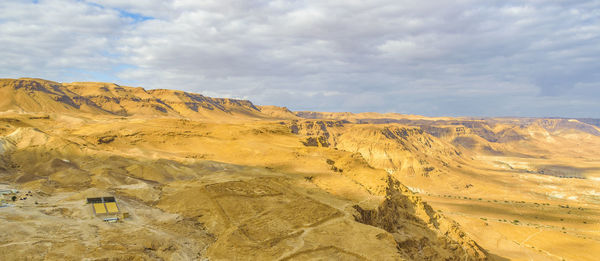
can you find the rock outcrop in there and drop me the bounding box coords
[353,177,488,260]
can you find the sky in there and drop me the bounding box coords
[1,0,599,117]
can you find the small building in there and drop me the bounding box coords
[87,196,120,220]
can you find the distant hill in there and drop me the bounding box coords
[0,78,265,120]
[578,118,600,128]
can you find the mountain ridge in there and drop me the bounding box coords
[0,78,263,120]
[4,78,600,127]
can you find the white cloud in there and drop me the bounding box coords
[0,0,128,81]
[1,0,599,117]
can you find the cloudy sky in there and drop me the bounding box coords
[1,0,599,117]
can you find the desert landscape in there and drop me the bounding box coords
[0,78,598,260]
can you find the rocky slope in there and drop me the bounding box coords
[0,113,489,260]
[287,120,465,177]
[353,177,487,260]
[0,78,265,120]
[0,78,490,260]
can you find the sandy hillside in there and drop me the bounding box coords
[0,78,598,260]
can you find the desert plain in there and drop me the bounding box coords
[0,78,598,260]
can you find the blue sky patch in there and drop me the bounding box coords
[118,9,154,23]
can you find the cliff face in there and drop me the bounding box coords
[286,120,489,260]
[353,177,487,260]
[0,78,263,119]
[288,120,463,177]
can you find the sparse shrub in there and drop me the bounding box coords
[302,137,319,147]
[330,166,343,173]
[326,159,335,165]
